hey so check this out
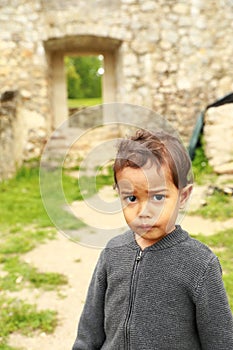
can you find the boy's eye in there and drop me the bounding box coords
[125,195,137,203]
[152,194,165,201]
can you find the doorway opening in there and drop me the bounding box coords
[64,54,104,116]
[44,35,122,128]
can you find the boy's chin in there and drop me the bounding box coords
[134,226,161,238]
[133,225,176,239]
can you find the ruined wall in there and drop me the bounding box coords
[204,104,233,175]
[0,90,47,180]
[0,0,50,179]
[0,0,233,178]
[0,92,20,180]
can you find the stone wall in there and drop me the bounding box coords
[0,0,233,178]
[0,92,19,180]
[204,104,233,175]
[0,90,47,179]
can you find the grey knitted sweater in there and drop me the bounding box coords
[72,226,233,350]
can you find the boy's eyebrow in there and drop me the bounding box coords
[148,188,168,193]
[119,188,168,195]
[119,190,134,195]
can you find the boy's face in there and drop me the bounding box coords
[116,164,191,249]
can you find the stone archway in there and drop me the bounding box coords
[44,35,122,128]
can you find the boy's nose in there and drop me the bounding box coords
[138,202,153,218]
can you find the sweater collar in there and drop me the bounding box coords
[126,225,189,251]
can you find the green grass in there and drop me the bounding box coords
[192,137,217,185]
[40,169,87,230]
[0,162,114,233]
[0,162,115,348]
[191,190,233,221]
[0,344,19,350]
[0,296,57,348]
[0,163,82,348]
[193,229,233,310]
[64,164,114,201]
[68,97,102,108]
[191,136,233,221]
[1,157,232,348]
[0,256,67,291]
[0,227,56,255]
[0,166,52,229]
[0,164,86,231]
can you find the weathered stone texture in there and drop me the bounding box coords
[0,91,47,180]
[204,104,233,174]
[0,93,21,180]
[0,0,233,178]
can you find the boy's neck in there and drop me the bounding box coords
[134,226,176,250]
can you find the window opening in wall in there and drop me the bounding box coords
[64,55,104,116]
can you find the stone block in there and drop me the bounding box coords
[204,104,233,174]
[173,3,189,15]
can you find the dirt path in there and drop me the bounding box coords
[8,234,101,350]
[8,186,233,350]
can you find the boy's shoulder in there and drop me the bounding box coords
[103,226,217,266]
[184,233,214,254]
[179,230,218,267]
[105,229,134,250]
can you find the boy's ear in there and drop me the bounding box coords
[179,184,193,208]
[113,183,120,194]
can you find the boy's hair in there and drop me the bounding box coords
[113,129,193,189]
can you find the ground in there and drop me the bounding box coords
[8,234,100,350]
[7,185,233,350]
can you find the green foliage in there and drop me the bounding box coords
[39,169,86,230]
[191,136,233,221]
[193,229,233,310]
[192,137,216,185]
[0,227,56,255]
[0,343,20,350]
[68,97,102,108]
[64,165,114,202]
[0,165,52,229]
[96,165,115,190]
[0,164,75,347]
[0,296,57,341]
[65,57,81,99]
[0,164,86,231]
[65,56,102,99]
[0,256,67,291]
[192,190,233,221]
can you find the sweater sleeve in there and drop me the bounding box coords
[195,256,233,350]
[72,250,107,350]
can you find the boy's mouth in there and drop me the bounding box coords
[137,224,155,231]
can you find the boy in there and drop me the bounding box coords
[72,128,233,350]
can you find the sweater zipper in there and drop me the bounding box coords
[124,249,143,350]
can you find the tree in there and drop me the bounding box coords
[65,57,81,99]
[64,56,103,99]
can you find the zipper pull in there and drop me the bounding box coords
[136,250,142,262]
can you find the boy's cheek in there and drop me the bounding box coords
[122,208,137,222]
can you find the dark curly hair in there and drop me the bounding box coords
[113,129,193,189]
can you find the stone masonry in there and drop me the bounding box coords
[0,0,233,179]
[204,104,233,174]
